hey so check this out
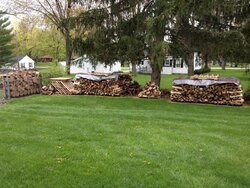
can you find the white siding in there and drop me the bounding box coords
[130,53,202,75]
[70,57,121,74]
[19,56,35,70]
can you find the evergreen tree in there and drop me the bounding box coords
[170,0,246,74]
[0,12,14,66]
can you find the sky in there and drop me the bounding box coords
[0,0,21,28]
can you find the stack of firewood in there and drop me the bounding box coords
[74,74,141,96]
[41,85,56,95]
[138,81,161,99]
[171,75,244,106]
[2,71,41,98]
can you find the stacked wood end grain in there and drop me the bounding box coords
[3,71,41,98]
[138,81,161,99]
[171,75,244,106]
[74,74,141,96]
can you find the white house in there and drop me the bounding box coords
[18,55,35,70]
[61,56,122,74]
[0,55,35,71]
[130,52,202,74]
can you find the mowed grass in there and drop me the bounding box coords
[133,69,250,91]
[0,95,249,187]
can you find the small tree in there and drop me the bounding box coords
[0,11,14,67]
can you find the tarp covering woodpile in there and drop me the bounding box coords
[171,74,244,106]
[2,71,41,98]
[74,74,141,96]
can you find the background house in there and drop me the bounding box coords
[130,52,202,74]
[39,55,53,62]
[18,55,35,70]
[60,56,122,74]
[1,55,35,71]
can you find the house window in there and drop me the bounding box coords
[29,63,33,68]
[164,60,171,67]
[176,61,181,68]
[20,63,25,69]
[78,62,83,68]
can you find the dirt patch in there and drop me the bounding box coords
[161,89,171,99]
[0,98,6,105]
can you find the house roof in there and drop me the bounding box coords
[15,55,25,62]
[19,55,35,63]
[40,55,53,59]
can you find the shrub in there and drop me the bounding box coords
[194,67,211,74]
[41,65,65,85]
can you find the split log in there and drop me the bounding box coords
[138,81,161,99]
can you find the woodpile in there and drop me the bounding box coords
[138,81,161,99]
[73,74,141,96]
[2,71,41,98]
[41,78,80,95]
[42,74,141,97]
[171,76,244,106]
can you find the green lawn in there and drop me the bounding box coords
[133,69,250,92]
[0,95,249,187]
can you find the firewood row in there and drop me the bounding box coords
[42,74,141,97]
[138,81,161,99]
[2,71,41,98]
[171,77,244,106]
[73,75,141,96]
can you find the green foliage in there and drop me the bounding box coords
[40,65,65,85]
[0,95,249,187]
[14,16,66,60]
[194,67,211,75]
[0,12,14,66]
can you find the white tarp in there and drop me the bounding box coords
[173,77,240,86]
[74,74,118,81]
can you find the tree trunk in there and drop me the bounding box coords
[204,59,208,69]
[131,62,137,76]
[187,53,194,76]
[151,64,161,87]
[221,60,226,70]
[65,31,73,75]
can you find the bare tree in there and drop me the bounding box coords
[7,0,88,74]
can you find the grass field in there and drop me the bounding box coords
[0,95,249,187]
